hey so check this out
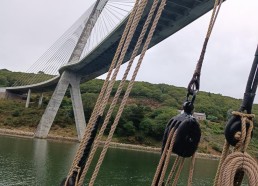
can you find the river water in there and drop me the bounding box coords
[0,135,220,186]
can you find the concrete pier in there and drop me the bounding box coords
[34,71,86,140]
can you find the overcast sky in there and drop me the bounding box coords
[0,0,258,103]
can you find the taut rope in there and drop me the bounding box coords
[64,0,167,185]
[151,0,223,185]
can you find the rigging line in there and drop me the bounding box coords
[187,0,223,96]
[89,0,166,184]
[73,1,142,184]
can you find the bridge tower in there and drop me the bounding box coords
[34,0,108,141]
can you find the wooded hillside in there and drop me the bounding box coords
[1,69,258,156]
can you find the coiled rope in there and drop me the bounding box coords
[213,111,258,186]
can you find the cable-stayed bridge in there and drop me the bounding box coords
[2,0,218,140]
[7,0,215,93]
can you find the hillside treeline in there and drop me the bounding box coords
[0,69,258,155]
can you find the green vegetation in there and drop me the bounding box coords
[0,69,53,86]
[0,69,258,156]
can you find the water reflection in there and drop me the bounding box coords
[33,139,48,185]
[0,135,220,186]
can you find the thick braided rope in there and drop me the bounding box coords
[152,128,176,186]
[189,0,223,92]
[88,0,168,185]
[187,153,196,186]
[158,130,178,186]
[194,0,223,74]
[171,158,185,186]
[65,0,140,183]
[80,0,160,181]
[214,112,256,186]
[96,0,148,116]
[218,152,258,185]
[165,156,181,185]
[232,111,255,152]
[77,1,148,185]
[213,141,230,186]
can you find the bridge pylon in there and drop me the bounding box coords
[34,0,108,141]
[34,71,85,140]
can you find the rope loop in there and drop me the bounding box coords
[217,152,258,186]
[232,111,255,120]
[214,111,257,186]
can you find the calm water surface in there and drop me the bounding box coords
[0,135,220,186]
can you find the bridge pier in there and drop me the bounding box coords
[25,89,31,108]
[34,71,86,141]
[0,88,6,99]
[38,93,43,108]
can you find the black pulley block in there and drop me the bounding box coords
[162,112,201,158]
[225,115,252,146]
[173,116,201,157]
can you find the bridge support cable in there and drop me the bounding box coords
[11,0,135,87]
[12,6,95,87]
[34,0,109,141]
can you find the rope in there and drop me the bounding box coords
[88,0,167,184]
[77,0,148,185]
[187,0,223,95]
[219,152,258,185]
[213,112,258,186]
[158,130,178,186]
[165,156,180,185]
[152,127,196,186]
[152,0,224,185]
[152,128,176,186]
[64,1,140,184]
[187,153,196,186]
[171,158,185,186]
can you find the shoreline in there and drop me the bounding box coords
[0,128,220,160]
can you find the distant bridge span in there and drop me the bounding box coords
[7,0,216,94]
